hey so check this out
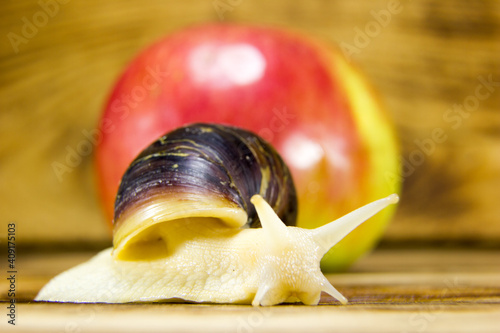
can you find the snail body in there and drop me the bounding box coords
[36,123,398,306]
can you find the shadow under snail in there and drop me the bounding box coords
[36,123,398,306]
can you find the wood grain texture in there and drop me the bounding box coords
[1,249,499,332]
[0,0,499,245]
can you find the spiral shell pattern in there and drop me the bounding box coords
[112,123,297,259]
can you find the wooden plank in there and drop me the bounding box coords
[1,249,499,332]
[2,303,499,333]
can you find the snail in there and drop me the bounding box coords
[36,123,398,306]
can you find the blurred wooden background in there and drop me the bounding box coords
[0,0,499,247]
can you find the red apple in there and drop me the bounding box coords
[95,24,400,271]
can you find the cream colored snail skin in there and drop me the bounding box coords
[36,124,399,306]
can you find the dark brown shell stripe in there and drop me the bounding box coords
[114,123,297,228]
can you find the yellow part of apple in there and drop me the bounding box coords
[297,53,401,272]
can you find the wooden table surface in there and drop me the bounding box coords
[1,248,499,332]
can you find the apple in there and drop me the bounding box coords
[95,24,400,271]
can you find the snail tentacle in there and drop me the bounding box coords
[313,194,400,256]
[320,277,348,305]
[250,194,288,248]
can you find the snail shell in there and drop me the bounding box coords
[35,123,399,306]
[112,123,297,260]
